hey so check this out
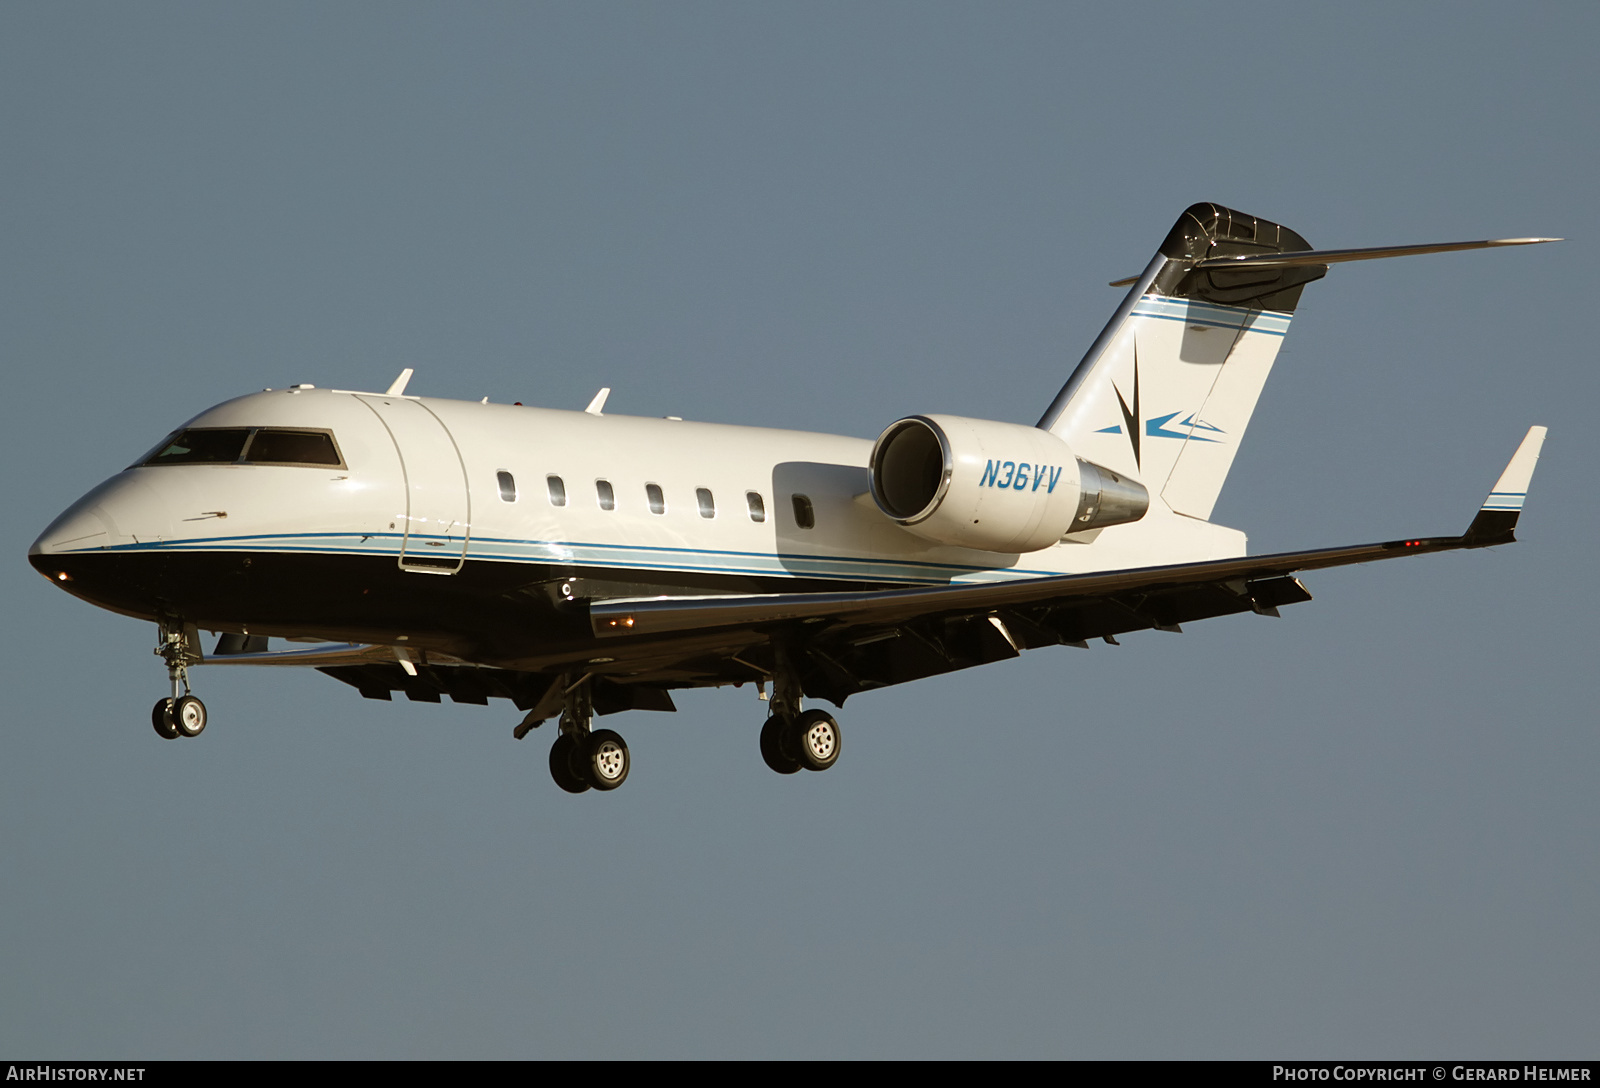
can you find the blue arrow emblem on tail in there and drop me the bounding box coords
[1145,412,1225,443]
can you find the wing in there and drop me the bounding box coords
[203,429,1545,716]
[200,634,677,721]
[585,427,1549,705]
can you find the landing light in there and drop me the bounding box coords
[55,571,70,582]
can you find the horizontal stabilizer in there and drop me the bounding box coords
[1110,237,1560,286]
[1194,237,1560,271]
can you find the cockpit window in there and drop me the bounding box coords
[243,429,341,466]
[143,429,252,465]
[140,427,344,468]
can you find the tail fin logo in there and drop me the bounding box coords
[1093,346,1228,465]
[1145,412,1225,443]
[1110,347,1141,469]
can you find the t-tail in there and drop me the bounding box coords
[1036,202,1558,522]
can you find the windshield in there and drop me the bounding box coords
[143,428,252,465]
[244,430,341,465]
[139,428,343,468]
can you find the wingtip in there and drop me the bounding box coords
[1463,425,1548,545]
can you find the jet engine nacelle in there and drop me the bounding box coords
[869,414,1149,552]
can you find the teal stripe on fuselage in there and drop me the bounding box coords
[62,530,1067,587]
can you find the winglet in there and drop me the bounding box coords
[1462,426,1548,545]
[585,387,611,415]
[385,368,415,396]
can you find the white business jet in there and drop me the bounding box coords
[30,203,1553,795]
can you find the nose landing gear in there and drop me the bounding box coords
[151,621,207,740]
[151,699,180,740]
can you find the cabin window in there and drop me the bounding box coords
[646,483,666,515]
[497,471,517,503]
[596,479,615,511]
[547,475,567,507]
[244,429,342,466]
[791,493,815,529]
[746,491,766,523]
[696,488,716,519]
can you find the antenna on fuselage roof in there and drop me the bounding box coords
[585,388,611,415]
[385,368,414,396]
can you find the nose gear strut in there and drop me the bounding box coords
[151,620,208,739]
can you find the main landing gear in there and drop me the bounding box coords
[534,650,842,792]
[151,622,207,741]
[759,709,843,774]
[757,649,842,775]
[547,675,631,794]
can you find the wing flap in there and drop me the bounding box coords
[202,641,399,668]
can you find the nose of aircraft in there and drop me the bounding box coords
[29,473,180,625]
[30,503,113,557]
[28,496,111,592]
[28,473,175,589]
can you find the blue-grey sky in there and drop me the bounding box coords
[3,2,1595,1058]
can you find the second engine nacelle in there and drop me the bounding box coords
[869,414,1148,552]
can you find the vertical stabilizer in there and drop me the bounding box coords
[1039,203,1322,521]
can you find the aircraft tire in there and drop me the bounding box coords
[172,695,207,738]
[791,709,841,772]
[760,715,801,774]
[549,734,591,794]
[151,699,179,740]
[580,729,630,791]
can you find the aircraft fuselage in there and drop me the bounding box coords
[29,385,1243,673]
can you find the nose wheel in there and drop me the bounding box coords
[151,695,208,739]
[151,699,180,740]
[150,622,208,740]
